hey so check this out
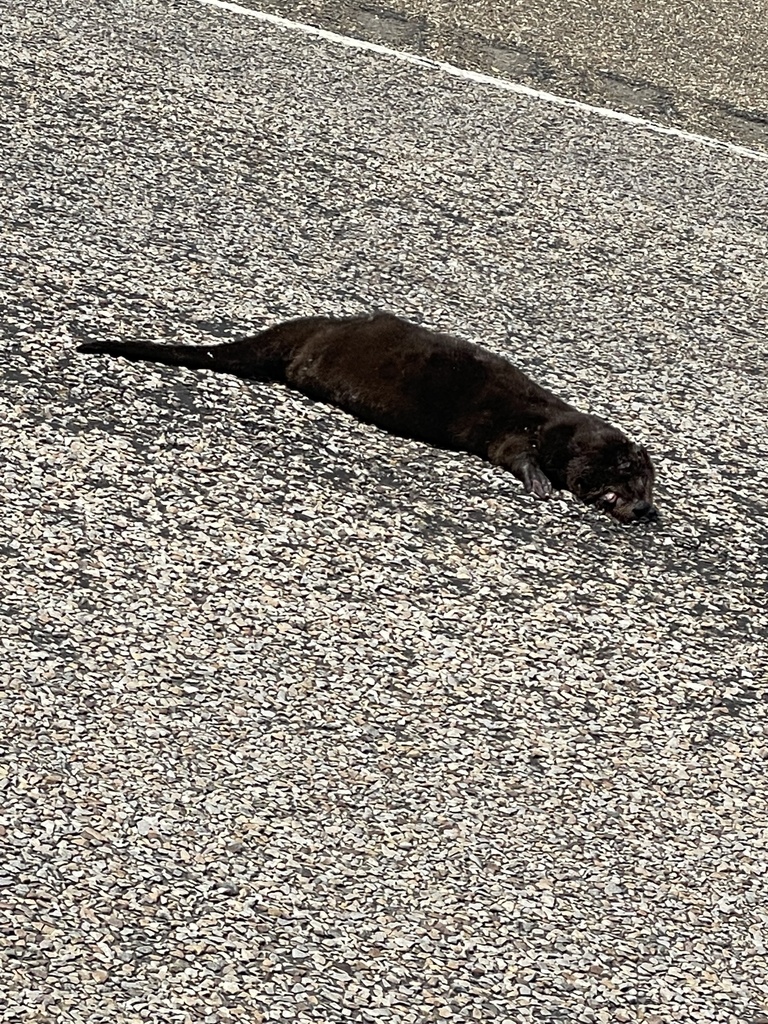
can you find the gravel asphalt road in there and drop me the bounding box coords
[2,1,767,1023]
[253,0,768,153]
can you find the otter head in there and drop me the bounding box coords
[539,418,658,524]
[568,434,658,524]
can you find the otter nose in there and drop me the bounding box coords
[633,501,658,521]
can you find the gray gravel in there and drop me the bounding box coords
[1,1,767,1022]
[250,0,768,153]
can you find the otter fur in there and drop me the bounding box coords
[78,312,658,523]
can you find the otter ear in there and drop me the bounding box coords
[629,441,652,460]
[617,442,642,471]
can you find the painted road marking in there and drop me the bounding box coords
[196,0,768,163]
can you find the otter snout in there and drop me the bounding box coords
[632,501,658,522]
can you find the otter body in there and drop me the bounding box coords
[79,312,657,523]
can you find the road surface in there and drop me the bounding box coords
[1,1,767,1022]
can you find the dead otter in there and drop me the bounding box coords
[78,312,658,523]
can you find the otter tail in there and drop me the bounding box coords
[77,337,282,380]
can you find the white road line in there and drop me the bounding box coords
[196,0,768,164]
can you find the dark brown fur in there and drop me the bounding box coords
[78,312,658,523]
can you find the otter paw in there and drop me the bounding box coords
[523,466,553,500]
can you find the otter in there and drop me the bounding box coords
[78,312,658,523]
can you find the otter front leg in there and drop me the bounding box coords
[514,456,553,499]
[488,435,553,500]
